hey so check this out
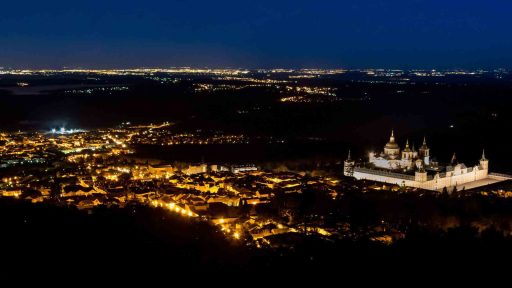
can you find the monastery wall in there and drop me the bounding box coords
[353,165,490,191]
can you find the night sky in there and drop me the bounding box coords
[1,0,511,69]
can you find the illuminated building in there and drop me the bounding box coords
[230,164,258,174]
[344,130,512,191]
[343,150,355,177]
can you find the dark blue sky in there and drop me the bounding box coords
[1,0,511,69]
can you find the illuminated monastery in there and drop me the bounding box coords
[344,130,511,191]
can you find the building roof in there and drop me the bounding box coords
[403,139,412,152]
[384,130,399,149]
[420,136,429,150]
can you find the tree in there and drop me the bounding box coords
[441,187,449,199]
[118,172,132,185]
[50,183,61,200]
[21,189,42,199]
[451,186,458,198]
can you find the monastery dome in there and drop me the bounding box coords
[385,141,399,149]
[384,130,399,149]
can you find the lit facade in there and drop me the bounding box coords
[344,130,510,191]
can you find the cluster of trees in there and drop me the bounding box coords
[270,182,512,236]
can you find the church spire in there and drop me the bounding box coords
[481,149,486,161]
[420,136,429,152]
[451,153,457,165]
[347,149,352,161]
[403,139,412,152]
[389,129,395,143]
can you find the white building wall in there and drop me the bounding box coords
[353,171,417,187]
[370,157,413,170]
[353,165,489,191]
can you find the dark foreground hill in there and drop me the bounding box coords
[2,197,512,283]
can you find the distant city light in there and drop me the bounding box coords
[49,127,85,135]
